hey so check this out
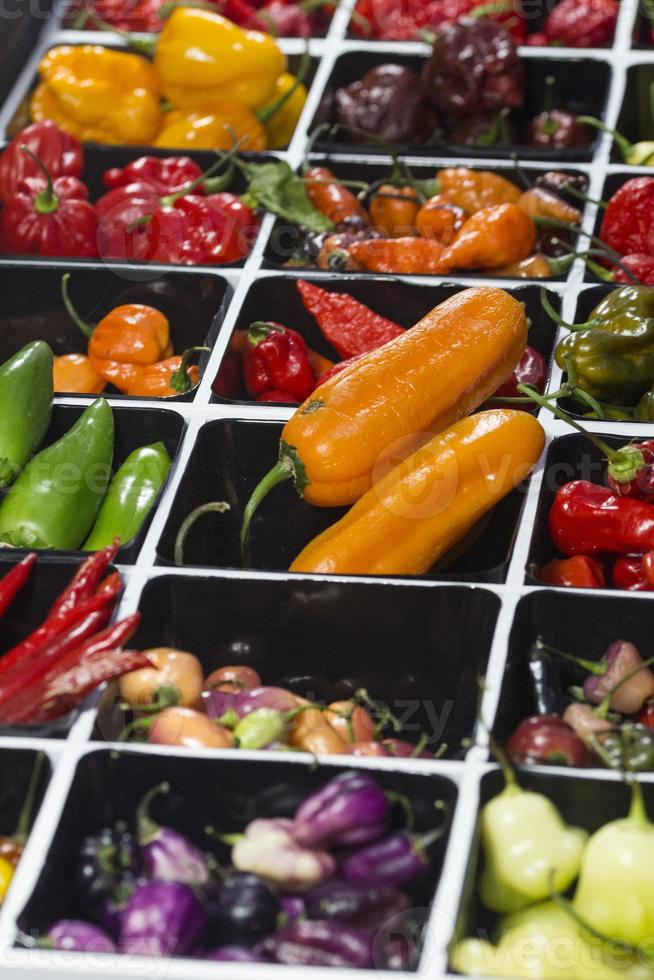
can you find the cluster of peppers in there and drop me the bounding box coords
[352,0,618,45]
[116,654,439,756]
[0,343,171,550]
[292,157,584,277]
[453,758,654,978]
[0,549,149,724]
[507,637,654,773]
[28,7,307,150]
[322,23,593,152]
[37,773,443,969]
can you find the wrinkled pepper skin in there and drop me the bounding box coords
[0,398,114,550]
[0,175,97,259]
[83,442,171,550]
[281,287,528,506]
[436,167,521,213]
[0,342,53,488]
[556,324,654,405]
[600,177,654,257]
[102,156,201,196]
[334,64,436,145]
[0,121,82,204]
[32,45,163,145]
[154,8,285,109]
[291,409,543,576]
[438,203,536,273]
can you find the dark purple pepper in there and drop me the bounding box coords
[201,687,238,721]
[449,110,517,148]
[47,921,116,953]
[137,783,209,886]
[421,19,525,118]
[292,772,389,849]
[341,829,442,888]
[262,920,374,968]
[303,877,409,929]
[205,946,269,962]
[207,872,280,946]
[524,109,592,150]
[334,64,437,145]
[119,881,205,958]
[281,895,307,921]
[75,822,143,924]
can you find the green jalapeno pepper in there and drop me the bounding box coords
[0,342,52,488]
[0,398,113,550]
[83,441,171,551]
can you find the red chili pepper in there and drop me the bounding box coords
[425,0,527,43]
[243,321,316,401]
[607,440,654,500]
[0,122,83,205]
[95,570,123,596]
[254,0,314,34]
[304,167,369,225]
[601,177,654,258]
[102,156,204,195]
[543,0,618,47]
[0,554,37,619]
[612,254,654,285]
[492,346,547,402]
[49,541,120,619]
[68,0,164,31]
[538,554,606,589]
[316,354,361,386]
[638,698,654,731]
[296,280,404,359]
[549,480,654,557]
[0,613,140,723]
[256,389,300,402]
[612,555,653,591]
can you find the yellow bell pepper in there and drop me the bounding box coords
[154,8,286,109]
[154,103,267,151]
[0,856,14,902]
[258,72,307,149]
[32,45,163,145]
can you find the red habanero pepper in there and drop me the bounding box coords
[173,193,259,264]
[48,541,120,619]
[612,556,653,592]
[549,481,654,557]
[304,167,369,225]
[102,156,204,195]
[0,154,97,259]
[0,554,37,619]
[0,122,83,205]
[612,254,654,285]
[600,178,654,257]
[296,280,404,359]
[257,389,300,402]
[492,346,548,402]
[542,0,618,47]
[243,322,316,401]
[607,440,654,499]
[539,554,606,589]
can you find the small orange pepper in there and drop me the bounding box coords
[127,346,208,397]
[53,353,105,394]
[438,203,537,274]
[369,185,420,237]
[416,194,467,245]
[347,236,446,275]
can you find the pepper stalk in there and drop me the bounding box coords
[19,146,59,216]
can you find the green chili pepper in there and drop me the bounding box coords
[0,342,53,488]
[594,724,654,773]
[0,398,113,550]
[233,708,288,750]
[83,442,171,551]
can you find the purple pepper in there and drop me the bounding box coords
[201,688,239,721]
[583,640,654,715]
[47,921,116,953]
[205,946,269,962]
[341,829,442,888]
[303,877,408,929]
[231,687,300,720]
[136,783,210,886]
[281,895,307,921]
[292,772,388,849]
[119,881,205,957]
[262,920,374,968]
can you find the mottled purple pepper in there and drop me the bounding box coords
[341,828,443,888]
[119,881,205,957]
[136,783,210,886]
[232,818,335,890]
[292,772,389,849]
[262,920,374,968]
[303,877,409,929]
[47,921,116,953]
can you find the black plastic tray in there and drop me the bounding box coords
[0,5,52,108]
[0,264,230,401]
[95,573,500,756]
[614,64,654,157]
[0,746,51,838]
[211,276,559,405]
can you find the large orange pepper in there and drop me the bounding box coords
[436,168,521,214]
[289,410,545,576]
[241,287,527,545]
[438,204,537,274]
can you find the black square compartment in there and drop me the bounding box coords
[0,404,185,564]
[311,53,609,162]
[493,589,654,746]
[156,417,531,582]
[613,65,654,160]
[0,264,229,401]
[96,573,500,757]
[212,276,558,405]
[450,769,651,966]
[263,157,588,279]
[0,747,51,845]
[17,747,458,971]
[0,7,53,109]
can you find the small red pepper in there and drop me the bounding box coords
[610,254,654,285]
[102,156,204,196]
[253,0,314,35]
[638,699,654,731]
[68,0,164,31]
[49,542,120,620]
[612,555,653,592]
[243,322,316,402]
[607,440,654,500]
[257,389,300,402]
[0,148,96,259]
[601,177,654,258]
[0,554,37,620]
[0,122,83,205]
[492,346,547,403]
[539,554,606,589]
[549,481,654,557]
[296,280,404,359]
[542,0,618,47]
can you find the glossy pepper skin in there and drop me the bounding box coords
[347,236,445,274]
[437,167,521,213]
[102,156,202,196]
[85,303,172,395]
[232,818,336,889]
[47,921,115,952]
[0,398,114,550]
[506,716,592,767]
[525,110,592,151]
[539,555,606,589]
[135,784,210,886]
[259,72,308,150]
[32,46,163,145]
[421,19,525,118]
[543,0,618,47]
[601,177,654,257]
[0,342,52,488]
[493,345,547,401]
[53,354,105,395]
[293,773,388,849]
[0,121,82,204]
[243,322,316,402]
[334,65,436,145]
[302,878,407,928]
[154,8,285,109]
[549,480,654,557]
[262,920,374,968]
[595,724,654,771]
[209,872,280,945]
[119,881,205,957]
[304,167,369,225]
[154,103,267,152]
[83,442,171,551]
[369,185,421,237]
[341,830,436,888]
[438,203,536,273]
[584,640,654,714]
[0,174,97,259]
[126,350,202,398]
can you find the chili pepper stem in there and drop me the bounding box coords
[629,779,649,826]
[60,274,94,339]
[174,501,230,567]
[136,782,171,840]
[575,115,633,160]
[256,47,310,125]
[535,637,607,676]
[169,346,210,394]
[595,652,654,720]
[85,11,157,55]
[20,146,58,215]
[13,752,44,846]
[540,287,600,332]
[162,140,246,206]
[240,460,293,560]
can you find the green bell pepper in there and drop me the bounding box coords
[83,441,171,551]
[0,398,114,550]
[0,342,53,488]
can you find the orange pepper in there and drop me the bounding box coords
[436,168,521,214]
[517,188,581,225]
[290,707,351,755]
[438,203,537,274]
[308,349,335,379]
[416,194,467,244]
[304,167,369,224]
[53,353,105,394]
[126,346,206,397]
[347,237,446,275]
[369,185,420,237]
